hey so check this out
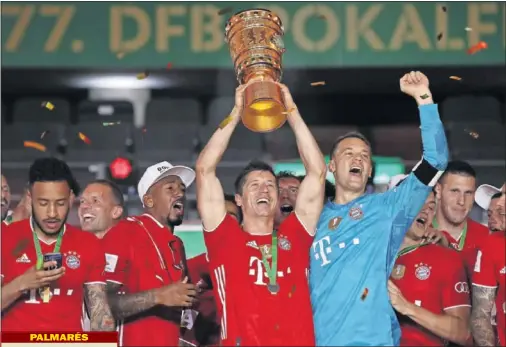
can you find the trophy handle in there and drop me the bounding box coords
[242,80,287,133]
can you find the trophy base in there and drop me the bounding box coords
[243,80,287,133]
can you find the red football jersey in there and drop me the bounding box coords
[204,212,315,346]
[101,215,186,347]
[182,253,220,346]
[391,244,470,346]
[442,218,489,278]
[1,219,106,331]
[472,232,506,346]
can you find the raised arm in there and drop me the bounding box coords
[279,84,326,235]
[196,85,246,231]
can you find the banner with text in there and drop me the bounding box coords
[1,2,505,68]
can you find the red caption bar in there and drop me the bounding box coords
[1,332,118,343]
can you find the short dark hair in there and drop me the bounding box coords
[234,160,277,195]
[491,192,503,200]
[87,179,125,207]
[224,194,236,203]
[330,131,372,158]
[276,171,303,183]
[440,160,476,181]
[29,158,77,194]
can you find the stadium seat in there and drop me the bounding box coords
[370,125,423,160]
[446,121,505,160]
[135,98,202,165]
[442,96,502,122]
[1,98,71,162]
[203,97,266,162]
[65,101,135,162]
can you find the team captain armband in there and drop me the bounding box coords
[411,157,444,187]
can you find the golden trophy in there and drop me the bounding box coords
[225,9,287,133]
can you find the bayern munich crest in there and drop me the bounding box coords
[414,262,431,280]
[278,236,291,251]
[348,207,363,220]
[64,251,81,269]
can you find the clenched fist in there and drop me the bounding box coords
[400,71,431,103]
[155,277,197,308]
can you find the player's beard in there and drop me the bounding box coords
[32,204,70,236]
[167,215,183,228]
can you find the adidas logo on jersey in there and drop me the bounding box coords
[15,253,31,263]
[500,266,506,274]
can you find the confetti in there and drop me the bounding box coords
[465,129,479,139]
[24,141,47,152]
[137,72,149,80]
[218,6,233,15]
[41,101,54,110]
[281,107,296,115]
[116,51,126,59]
[465,27,473,32]
[442,6,447,12]
[419,93,431,100]
[218,114,234,129]
[78,132,91,145]
[467,41,487,55]
[437,32,443,41]
[103,121,121,126]
[166,62,173,70]
[40,130,49,139]
[449,76,462,81]
[361,288,369,301]
[310,81,326,87]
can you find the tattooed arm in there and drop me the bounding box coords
[84,283,115,331]
[106,280,196,321]
[470,285,496,346]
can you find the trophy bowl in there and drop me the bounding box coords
[225,9,286,133]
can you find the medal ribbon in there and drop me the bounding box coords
[433,219,468,251]
[31,218,64,270]
[396,242,430,259]
[260,230,278,288]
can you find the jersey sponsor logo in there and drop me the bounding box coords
[328,216,342,231]
[278,235,291,251]
[391,264,405,280]
[348,207,363,220]
[312,236,332,267]
[454,281,470,294]
[105,253,119,273]
[500,266,506,274]
[15,253,31,263]
[414,263,431,280]
[64,251,81,269]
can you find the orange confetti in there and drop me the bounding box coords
[78,132,91,144]
[310,81,326,87]
[24,141,47,152]
[166,62,173,70]
[137,72,149,80]
[41,101,54,110]
[449,76,462,81]
[465,129,480,139]
[40,130,49,139]
[361,288,369,301]
[467,41,487,55]
[116,51,126,59]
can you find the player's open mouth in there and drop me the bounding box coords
[349,166,362,176]
[416,217,427,227]
[173,202,183,210]
[280,204,294,213]
[82,213,95,223]
[256,198,269,205]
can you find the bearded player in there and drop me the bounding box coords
[100,161,198,346]
[388,185,471,346]
[310,71,449,346]
[1,158,114,331]
[196,82,326,346]
[471,192,506,346]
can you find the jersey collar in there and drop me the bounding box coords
[29,217,67,245]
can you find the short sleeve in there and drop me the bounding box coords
[101,228,131,285]
[441,255,471,310]
[281,213,314,250]
[472,238,498,288]
[203,214,240,260]
[84,236,106,284]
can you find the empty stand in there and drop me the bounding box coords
[65,101,135,162]
[1,98,70,162]
[135,98,201,165]
[446,121,505,160]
